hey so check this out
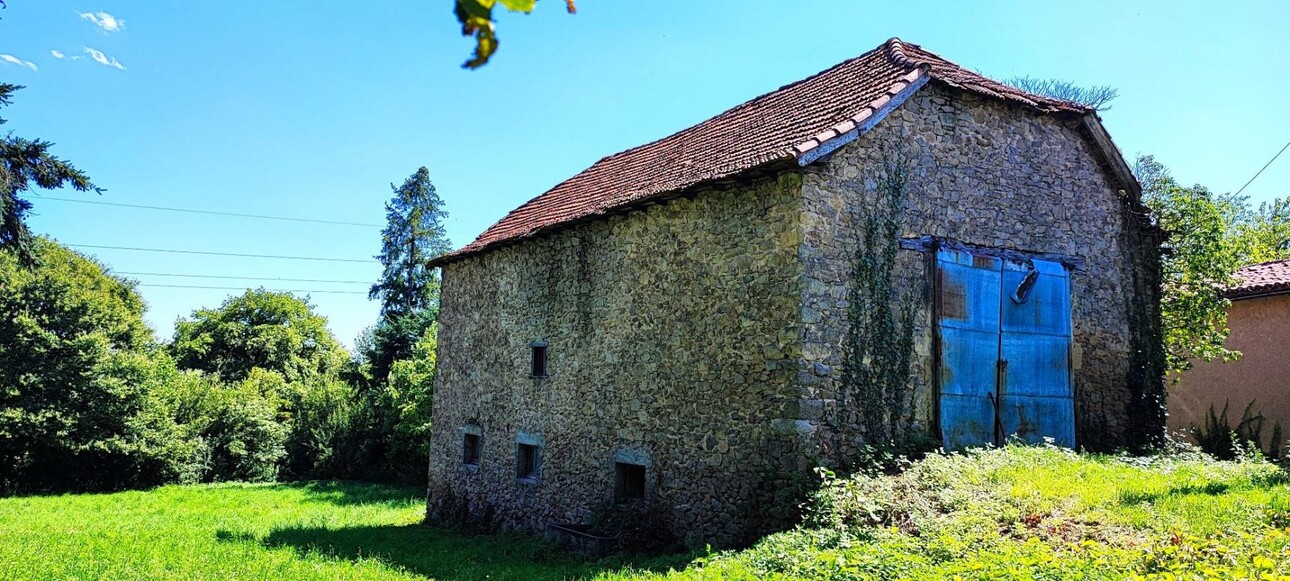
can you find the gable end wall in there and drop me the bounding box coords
[795,81,1163,454]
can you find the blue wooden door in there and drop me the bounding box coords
[998,259,1075,447]
[936,248,1002,451]
[936,250,1074,449]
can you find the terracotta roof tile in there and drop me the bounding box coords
[1229,259,1290,299]
[433,38,1093,265]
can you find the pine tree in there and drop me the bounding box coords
[0,84,100,267]
[364,167,450,384]
[369,167,450,321]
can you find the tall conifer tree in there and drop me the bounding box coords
[369,167,450,321]
[364,167,450,383]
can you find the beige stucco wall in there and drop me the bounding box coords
[1169,293,1290,453]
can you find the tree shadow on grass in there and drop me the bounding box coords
[265,481,426,508]
[1117,469,1290,505]
[1118,482,1231,505]
[244,523,696,581]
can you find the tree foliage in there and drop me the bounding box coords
[0,239,183,493]
[363,166,449,387]
[1134,155,1244,375]
[1004,76,1119,111]
[356,308,438,386]
[454,0,576,68]
[370,167,451,322]
[386,323,438,447]
[170,289,348,384]
[0,84,100,267]
[1231,196,1290,264]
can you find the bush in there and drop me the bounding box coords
[0,240,186,494]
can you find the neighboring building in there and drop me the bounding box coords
[425,38,1164,547]
[1169,259,1290,455]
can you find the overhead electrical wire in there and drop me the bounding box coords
[137,283,368,295]
[1234,139,1290,197]
[39,196,382,228]
[114,271,371,285]
[69,244,375,263]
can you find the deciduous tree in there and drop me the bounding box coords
[170,289,347,384]
[1135,155,1244,375]
[0,239,183,493]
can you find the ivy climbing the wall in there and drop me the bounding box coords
[841,151,921,445]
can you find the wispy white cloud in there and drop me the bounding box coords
[50,49,65,59]
[83,47,125,70]
[79,11,124,32]
[0,54,38,72]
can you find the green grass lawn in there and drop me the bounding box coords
[0,481,686,581]
[1,447,1288,580]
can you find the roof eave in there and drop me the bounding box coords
[1078,114,1142,198]
[1228,286,1290,301]
[794,68,930,166]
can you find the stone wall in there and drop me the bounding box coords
[428,80,1165,549]
[427,174,811,548]
[795,81,1162,454]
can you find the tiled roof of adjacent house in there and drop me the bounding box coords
[1229,259,1290,299]
[433,38,1098,265]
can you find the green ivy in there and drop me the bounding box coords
[841,152,920,445]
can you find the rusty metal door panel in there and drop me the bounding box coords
[1001,260,1072,336]
[937,248,1001,450]
[998,259,1074,447]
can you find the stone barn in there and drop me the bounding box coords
[425,38,1165,547]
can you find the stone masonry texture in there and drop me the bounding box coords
[426,81,1164,548]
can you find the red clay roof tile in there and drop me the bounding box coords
[1229,259,1290,299]
[433,38,1092,265]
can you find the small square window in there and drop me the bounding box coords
[615,462,646,504]
[463,433,481,466]
[517,443,541,482]
[530,342,548,378]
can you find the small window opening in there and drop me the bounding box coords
[530,342,548,378]
[517,443,540,482]
[614,462,646,504]
[463,433,481,466]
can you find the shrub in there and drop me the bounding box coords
[0,240,185,494]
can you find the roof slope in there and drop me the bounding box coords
[435,38,1098,265]
[1230,259,1290,299]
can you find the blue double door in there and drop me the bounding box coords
[936,247,1075,450]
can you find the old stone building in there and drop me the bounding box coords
[425,38,1164,547]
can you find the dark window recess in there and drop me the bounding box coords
[615,462,646,503]
[463,433,481,466]
[517,444,540,481]
[530,343,548,377]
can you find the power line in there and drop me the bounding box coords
[137,283,368,295]
[1235,139,1290,196]
[38,196,382,228]
[115,271,371,285]
[69,244,375,264]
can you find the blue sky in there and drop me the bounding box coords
[4,1,1288,348]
